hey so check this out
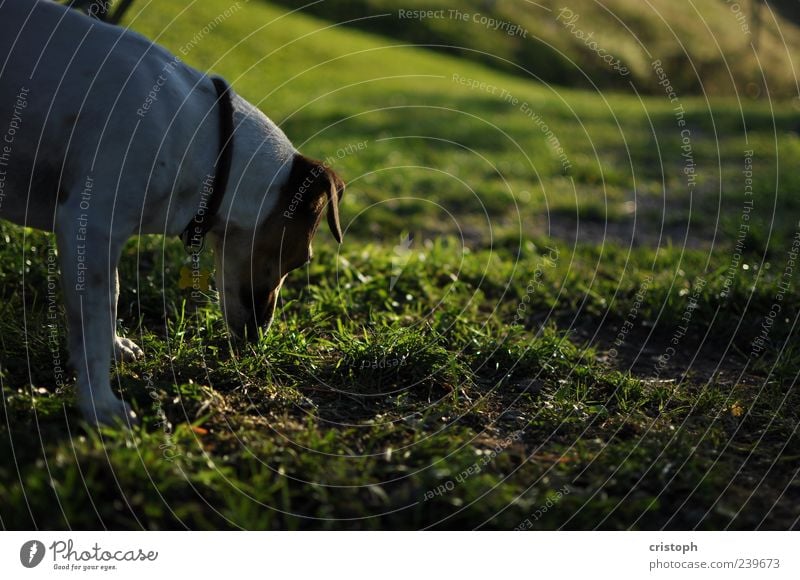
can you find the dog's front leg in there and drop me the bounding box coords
[56,214,137,427]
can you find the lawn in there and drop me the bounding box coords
[0,0,798,529]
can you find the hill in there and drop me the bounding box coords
[268,0,800,98]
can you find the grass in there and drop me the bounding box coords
[0,0,799,529]
[269,0,800,98]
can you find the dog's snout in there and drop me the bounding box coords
[253,296,272,328]
[235,284,280,342]
[230,310,271,343]
[242,316,261,343]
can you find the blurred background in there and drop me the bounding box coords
[69,0,800,98]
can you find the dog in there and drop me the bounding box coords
[0,0,344,425]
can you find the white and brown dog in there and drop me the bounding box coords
[0,0,344,425]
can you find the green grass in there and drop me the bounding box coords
[269,0,800,99]
[1,0,799,530]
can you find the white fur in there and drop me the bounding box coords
[0,0,297,424]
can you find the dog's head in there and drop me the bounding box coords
[212,153,344,340]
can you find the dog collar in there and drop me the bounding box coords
[180,76,235,253]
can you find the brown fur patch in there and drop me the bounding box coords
[267,152,344,267]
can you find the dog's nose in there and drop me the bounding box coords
[254,304,277,333]
[243,317,261,343]
[238,310,274,343]
[235,282,281,342]
[239,292,277,342]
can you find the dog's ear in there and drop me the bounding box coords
[285,154,345,243]
[325,168,344,244]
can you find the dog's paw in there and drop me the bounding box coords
[79,395,139,429]
[114,336,144,362]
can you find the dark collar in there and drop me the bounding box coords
[180,76,235,253]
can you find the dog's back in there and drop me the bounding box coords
[0,0,215,233]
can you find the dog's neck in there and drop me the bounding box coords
[209,93,295,236]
